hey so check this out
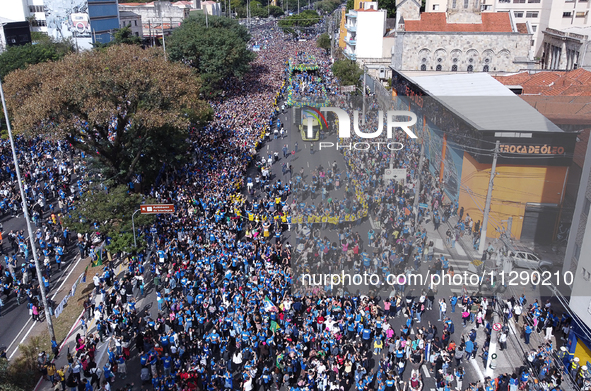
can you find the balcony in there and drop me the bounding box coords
[346,24,357,32]
[345,11,357,18]
[344,50,357,60]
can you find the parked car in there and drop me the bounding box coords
[508,250,554,271]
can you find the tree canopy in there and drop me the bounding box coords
[63,185,155,253]
[167,15,255,95]
[278,9,321,28]
[2,45,212,186]
[315,0,341,13]
[316,33,331,54]
[332,59,363,88]
[0,35,73,79]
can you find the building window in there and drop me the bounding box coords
[31,19,47,27]
[433,4,439,10]
[499,0,510,2]
[584,197,591,216]
[436,64,442,71]
[135,20,138,26]
[526,11,538,18]
[532,25,537,32]
[467,65,474,72]
[513,0,525,3]
[452,65,458,71]
[527,0,540,2]
[483,65,490,72]
[576,11,587,17]
[464,0,469,7]
[514,11,524,18]
[563,12,572,17]
[29,5,44,12]
[452,0,457,7]
[531,39,535,46]
[421,64,427,71]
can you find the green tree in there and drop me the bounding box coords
[332,59,362,88]
[346,0,354,11]
[63,185,156,253]
[317,33,331,54]
[168,15,255,95]
[0,38,73,79]
[379,0,397,17]
[278,9,321,34]
[2,45,212,186]
[268,5,285,16]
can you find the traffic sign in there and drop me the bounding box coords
[140,204,175,214]
[384,168,407,184]
[492,323,502,331]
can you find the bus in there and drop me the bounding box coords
[299,116,320,141]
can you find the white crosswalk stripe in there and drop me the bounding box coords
[422,366,431,378]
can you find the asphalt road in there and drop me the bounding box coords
[0,201,81,359]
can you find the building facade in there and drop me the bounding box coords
[0,0,119,48]
[0,18,32,53]
[391,71,576,242]
[343,2,387,60]
[540,26,591,70]
[456,0,591,63]
[119,10,143,37]
[119,1,189,38]
[391,1,534,72]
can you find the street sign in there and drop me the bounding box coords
[384,168,407,184]
[140,204,175,214]
[492,323,502,331]
[341,85,356,93]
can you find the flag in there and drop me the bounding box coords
[270,321,280,332]
[263,296,278,313]
[92,249,103,267]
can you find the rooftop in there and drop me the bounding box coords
[119,11,141,17]
[494,69,591,126]
[404,12,514,33]
[399,71,565,133]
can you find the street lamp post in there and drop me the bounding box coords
[132,209,140,248]
[0,78,56,342]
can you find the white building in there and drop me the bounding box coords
[119,11,143,38]
[540,26,591,70]
[0,0,48,33]
[430,0,591,63]
[201,1,222,16]
[343,2,387,61]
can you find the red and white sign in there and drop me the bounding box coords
[140,204,175,214]
[492,323,502,331]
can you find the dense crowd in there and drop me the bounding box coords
[0,16,577,391]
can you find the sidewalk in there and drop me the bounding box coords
[33,251,154,391]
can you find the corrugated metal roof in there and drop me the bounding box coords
[401,72,565,133]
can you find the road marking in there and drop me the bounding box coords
[434,238,444,251]
[422,366,431,378]
[307,162,309,168]
[410,327,415,335]
[51,254,82,300]
[8,252,83,359]
[471,354,485,382]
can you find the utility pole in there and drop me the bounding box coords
[0,79,56,343]
[160,15,166,58]
[414,135,425,230]
[205,8,209,28]
[298,0,300,14]
[479,140,500,254]
[362,64,367,125]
